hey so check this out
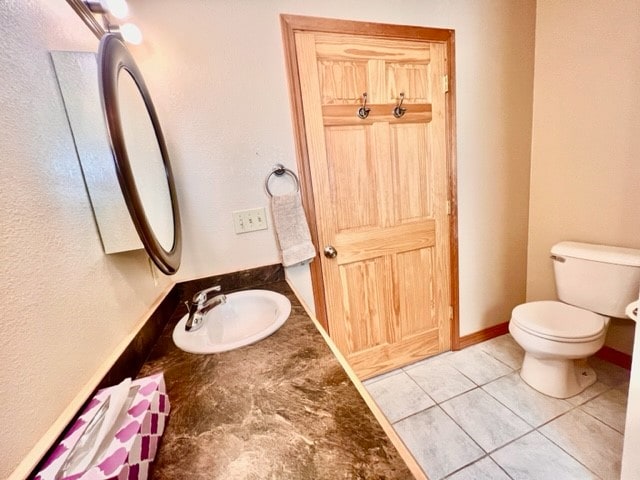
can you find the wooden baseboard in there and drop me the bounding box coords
[456,321,510,350]
[455,322,633,370]
[596,346,632,370]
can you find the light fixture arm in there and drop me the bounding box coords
[84,0,108,14]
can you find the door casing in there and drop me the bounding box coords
[280,14,462,350]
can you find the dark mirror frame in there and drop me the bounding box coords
[98,34,181,275]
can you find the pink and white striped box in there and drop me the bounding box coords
[36,373,170,480]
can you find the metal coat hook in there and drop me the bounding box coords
[357,92,370,119]
[393,92,406,118]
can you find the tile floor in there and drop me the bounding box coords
[363,334,630,480]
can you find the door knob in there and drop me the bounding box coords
[324,245,338,259]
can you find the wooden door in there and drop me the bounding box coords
[283,17,456,379]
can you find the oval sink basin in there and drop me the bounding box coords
[172,289,291,354]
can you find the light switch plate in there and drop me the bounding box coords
[233,207,268,234]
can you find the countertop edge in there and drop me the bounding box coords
[285,278,429,480]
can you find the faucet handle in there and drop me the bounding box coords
[192,285,223,304]
[184,300,197,314]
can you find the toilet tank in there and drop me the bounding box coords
[551,241,640,317]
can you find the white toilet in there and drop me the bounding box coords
[510,241,640,399]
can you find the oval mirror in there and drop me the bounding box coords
[98,34,181,274]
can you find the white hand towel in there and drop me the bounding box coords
[271,192,316,267]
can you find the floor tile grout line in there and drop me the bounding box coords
[391,403,487,480]
[364,370,438,424]
[476,340,525,372]
[493,458,516,480]
[535,425,606,480]
[565,384,613,408]
[403,366,477,405]
[366,337,625,480]
[443,349,516,388]
[443,454,517,480]
[486,427,604,480]
[534,385,626,434]
[403,368,438,406]
[435,387,538,454]
[436,401,488,456]
[484,429,535,456]
[361,368,405,387]
[478,382,543,430]
[401,352,454,376]
[390,402,440,427]
[576,402,626,435]
[402,383,533,476]
[441,455,490,479]
[391,383,538,454]
[430,383,479,406]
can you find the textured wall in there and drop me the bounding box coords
[527,0,640,354]
[0,2,171,477]
[128,0,536,336]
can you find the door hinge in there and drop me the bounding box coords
[446,200,451,216]
[449,306,454,319]
[443,74,449,93]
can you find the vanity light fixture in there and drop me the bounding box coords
[84,0,128,18]
[83,0,142,44]
[107,23,143,45]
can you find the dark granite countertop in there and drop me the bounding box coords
[138,280,416,479]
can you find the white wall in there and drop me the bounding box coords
[527,0,640,354]
[128,0,536,336]
[0,2,171,477]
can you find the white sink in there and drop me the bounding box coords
[172,289,291,354]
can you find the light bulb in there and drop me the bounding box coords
[104,0,128,19]
[120,23,143,45]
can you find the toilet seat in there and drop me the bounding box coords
[511,301,606,343]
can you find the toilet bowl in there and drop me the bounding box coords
[509,301,608,398]
[509,241,640,399]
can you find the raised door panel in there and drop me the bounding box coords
[390,123,432,224]
[336,256,391,353]
[395,248,438,337]
[318,60,367,105]
[324,126,379,232]
[386,63,429,103]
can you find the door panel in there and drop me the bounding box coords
[294,29,452,378]
[386,63,429,103]
[391,123,432,222]
[339,256,389,352]
[318,60,367,104]
[325,126,379,232]
[396,247,437,335]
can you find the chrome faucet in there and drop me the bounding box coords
[184,285,227,332]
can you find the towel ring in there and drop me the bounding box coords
[265,163,300,197]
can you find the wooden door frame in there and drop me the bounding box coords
[280,14,462,350]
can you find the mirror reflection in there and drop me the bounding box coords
[117,70,174,252]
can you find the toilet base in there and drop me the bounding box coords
[520,355,597,399]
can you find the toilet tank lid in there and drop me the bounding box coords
[552,241,640,267]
